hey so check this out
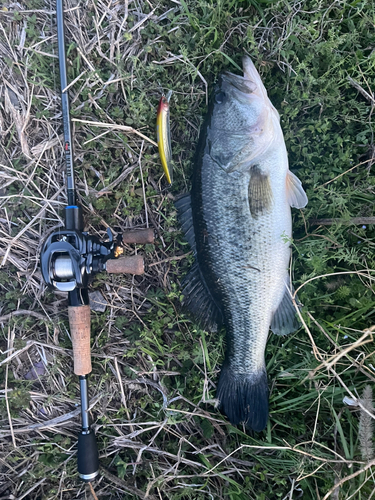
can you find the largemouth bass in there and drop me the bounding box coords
[177,56,308,431]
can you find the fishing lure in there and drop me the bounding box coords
[156,90,173,184]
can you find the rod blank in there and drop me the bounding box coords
[56,0,75,205]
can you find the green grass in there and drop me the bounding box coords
[0,0,375,499]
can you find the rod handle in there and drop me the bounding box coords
[106,255,144,275]
[68,305,92,376]
[122,228,154,244]
[78,430,99,482]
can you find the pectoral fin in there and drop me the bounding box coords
[286,170,308,208]
[248,166,273,218]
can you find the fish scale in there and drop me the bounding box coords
[178,56,308,431]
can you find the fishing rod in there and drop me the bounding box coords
[40,0,154,481]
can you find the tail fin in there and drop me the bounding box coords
[217,363,269,432]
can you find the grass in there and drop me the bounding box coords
[0,0,375,498]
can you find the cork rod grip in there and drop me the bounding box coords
[68,305,92,376]
[106,255,144,275]
[122,228,154,245]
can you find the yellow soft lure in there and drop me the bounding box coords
[156,91,173,184]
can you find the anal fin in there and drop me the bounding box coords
[270,284,301,336]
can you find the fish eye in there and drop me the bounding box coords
[215,91,226,104]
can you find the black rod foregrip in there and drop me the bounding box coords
[56,0,75,205]
[65,205,83,231]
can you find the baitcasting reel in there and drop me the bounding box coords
[40,206,123,292]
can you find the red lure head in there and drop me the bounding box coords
[157,96,169,116]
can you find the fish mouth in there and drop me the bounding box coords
[221,72,257,95]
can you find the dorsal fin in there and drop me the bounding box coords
[182,262,223,332]
[176,193,223,331]
[175,193,196,254]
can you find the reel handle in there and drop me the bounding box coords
[122,228,154,245]
[108,228,153,275]
[106,255,144,275]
